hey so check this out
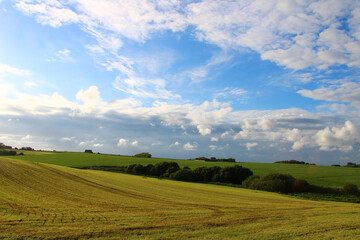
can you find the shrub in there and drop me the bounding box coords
[212,165,253,185]
[249,173,295,193]
[133,164,145,175]
[292,179,309,193]
[134,152,152,158]
[193,166,221,182]
[169,169,199,182]
[126,164,137,174]
[152,162,180,177]
[342,183,359,195]
[241,175,260,188]
[0,150,17,156]
[143,164,154,175]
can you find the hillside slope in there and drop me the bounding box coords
[1,157,360,239]
[11,152,360,187]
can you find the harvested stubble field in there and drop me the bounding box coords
[1,157,360,239]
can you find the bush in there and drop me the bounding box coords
[241,175,260,188]
[152,162,180,177]
[193,166,221,182]
[249,173,295,193]
[0,150,17,156]
[292,179,309,193]
[170,169,199,182]
[126,164,137,174]
[134,152,152,158]
[342,183,359,195]
[143,164,154,175]
[133,164,146,175]
[212,165,253,185]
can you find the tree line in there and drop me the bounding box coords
[82,161,253,185]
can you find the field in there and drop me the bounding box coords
[10,151,360,188]
[1,156,360,239]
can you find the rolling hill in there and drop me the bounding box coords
[10,151,360,188]
[1,156,360,239]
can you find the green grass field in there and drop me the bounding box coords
[10,151,360,188]
[1,156,360,239]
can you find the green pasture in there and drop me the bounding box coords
[10,151,360,188]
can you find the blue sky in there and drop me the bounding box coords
[1,0,360,165]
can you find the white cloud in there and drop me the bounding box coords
[209,145,217,150]
[61,137,74,141]
[113,76,180,99]
[21,134,31,140]
[14,0,360,72]
[186,0,360,70]
[117,138,128,147]
[214,87,248,100]
[186,51,233,84]
[117,138,138,147]
[15,1,80,28]
[170,141,180,147]
[298,81,360,109]
[76,86,101,106]
[197,125,212,136]
[46,48,75,63]
[131,140,138,147]
[0,63,30,77]
[184,142,197,151]
[315,121,360,152]
[1,83,360,155]
[246,142,258,150]
[93,143,103,147]
[221,129,235,138]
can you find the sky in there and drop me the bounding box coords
[1,0,360,165]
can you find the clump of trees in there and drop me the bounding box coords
[0,150,17,156]
[20,147,34,151]
[344,162,360,168]
[0,143,13,149]
[0,142,20,156]
[242,172,359,196]
[194,157,236,162]
[133,152,152,158]
[274,160,315,165]
[123,161,252,185]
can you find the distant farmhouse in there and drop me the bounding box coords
[84,149,93,153]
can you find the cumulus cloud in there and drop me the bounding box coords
[184,142,197,151]
[76,86,101,106]
[315,121,360,152]
[197,125,212,135]
[170,141,180,147]
[117,138,138,147]
[117,138,128,147]
[186,0,360,70]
